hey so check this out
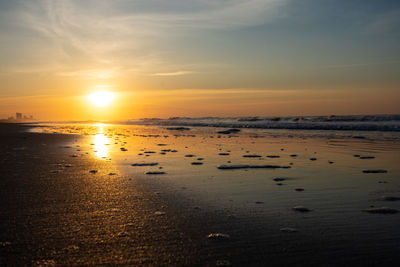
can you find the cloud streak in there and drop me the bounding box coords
[0,0,288,78]
[151,71,195,76]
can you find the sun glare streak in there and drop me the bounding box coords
[94,134,109,158]
[93,124,109,159]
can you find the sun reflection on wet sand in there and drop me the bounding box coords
[94,124,109,159]
[25,122,400,265]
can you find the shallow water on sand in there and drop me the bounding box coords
[31,123,400,208]
[31,123,400,259]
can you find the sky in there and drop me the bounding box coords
[0,0,399,120]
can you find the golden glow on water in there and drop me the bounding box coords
[94,134,109,158]
[94,124,109,158]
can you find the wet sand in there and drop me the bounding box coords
[0,124,229,265]
[1,123,400,266]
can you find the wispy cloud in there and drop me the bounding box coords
[151,71,195,76]
[59,69,118,79]
[0,0,288,78]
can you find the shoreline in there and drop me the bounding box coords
[10,114,400,133]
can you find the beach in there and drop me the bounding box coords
[0,123,218,265]
[2,0,400,265]
[1,122,400,266]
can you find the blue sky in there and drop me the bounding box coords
[0,0,399,119]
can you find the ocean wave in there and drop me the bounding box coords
[123,115,400,132]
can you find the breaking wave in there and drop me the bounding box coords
[123,114,400,132]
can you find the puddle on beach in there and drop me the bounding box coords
[31,123,400,238]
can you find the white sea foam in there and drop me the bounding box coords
[125,114,400,132]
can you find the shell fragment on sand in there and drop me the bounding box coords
[273,177,287,182]
[166,127,190,131]
[0,241,12,247]
[292,206,311,212]
[217,164,290,170]
[207,233,231,240]
[361,207,398,214]
[217,129,240,134]
[131,163,159,166]
[362,169,388,174]
[380,196,400,201]
[145,171,166,175]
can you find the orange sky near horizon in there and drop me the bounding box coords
[0,85,399,121]
[0,1,399,121]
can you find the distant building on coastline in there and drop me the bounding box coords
[0,112,35,123]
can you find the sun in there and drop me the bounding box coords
[88,91,115,107]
